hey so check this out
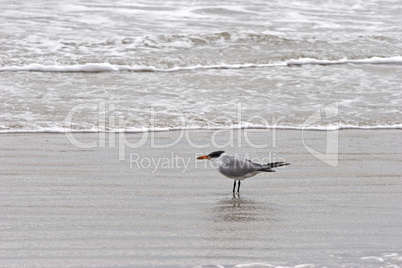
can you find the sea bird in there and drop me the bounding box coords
[197,151,290,194]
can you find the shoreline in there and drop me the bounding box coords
[0,124,401,134]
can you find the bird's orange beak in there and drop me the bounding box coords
[197,155,210,160]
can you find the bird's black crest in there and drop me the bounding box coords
[208,151,225,158]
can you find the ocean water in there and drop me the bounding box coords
[0,0,401,132]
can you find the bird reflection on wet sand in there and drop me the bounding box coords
[210,195,276,223]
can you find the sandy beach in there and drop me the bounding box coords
[1,129,401,267]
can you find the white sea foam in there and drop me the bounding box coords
[0,63,119,72]
[1,56,401,73]
[0,62,281,73]
[287,56,402,66]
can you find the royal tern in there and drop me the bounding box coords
[197,151,290,193]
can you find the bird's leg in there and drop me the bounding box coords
[237,180,241,193]
[233,180,237,193]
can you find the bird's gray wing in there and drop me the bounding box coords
[219,155,261,177]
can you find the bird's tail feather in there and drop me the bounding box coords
[265,162,290,168]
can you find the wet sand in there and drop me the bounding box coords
[1,130,401,267]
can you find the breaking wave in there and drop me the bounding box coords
[1,56,401,73]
